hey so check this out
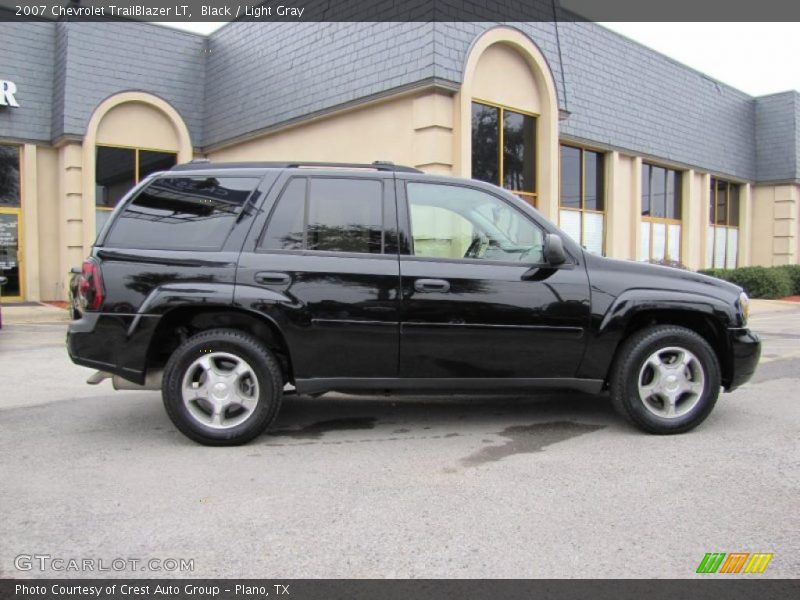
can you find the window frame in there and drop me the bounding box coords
[708,177,741,268]
[471,98,538,208]
[558,143,606,255]
[95,143,179,213]
[399,179,560,268]
[256,174,394,259]
[709,177,740,228]
[640,162,683,262]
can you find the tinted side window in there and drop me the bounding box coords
[308,178,382,253]
[260,178,305,250]
[260,177,384,254]
[105,177,260,251]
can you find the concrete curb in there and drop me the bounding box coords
[1,303,70,325]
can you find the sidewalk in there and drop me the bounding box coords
[750,298,800,315]
[0,302,70,325]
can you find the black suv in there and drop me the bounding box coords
[68,161,760,445]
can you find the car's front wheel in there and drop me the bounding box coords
[609,325,721,434]
[162,328,283,445]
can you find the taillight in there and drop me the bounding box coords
[78,259,105,311]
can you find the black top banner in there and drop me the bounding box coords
[2,579,800,600]
[2,0,800,22]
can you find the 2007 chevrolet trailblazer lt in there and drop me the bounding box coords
[67,161,760,445]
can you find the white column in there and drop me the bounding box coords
[632,156,643,260]
[679,169,693,268]
[772,185,799,265]
[21,144,40,301]
[57,142,84,301]
[738,183,752,267]
[699,173,712,269]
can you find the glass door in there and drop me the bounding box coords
[0,208,23,302]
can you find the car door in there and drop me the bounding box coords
[235,171,401,382]
[396,178,591,380]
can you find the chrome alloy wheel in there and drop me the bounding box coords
[637,346,705,419]
[181,352,260,429]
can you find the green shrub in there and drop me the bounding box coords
[698,265,793,299]
[775,264,800,295]
[699,268,725,279]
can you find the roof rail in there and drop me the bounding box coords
[170,161,423,173]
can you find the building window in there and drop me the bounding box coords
[471,101,537,207]
[95,145,177,233]
[0,144,22,299]
[707,177,740,269]
[0,145,20,207]
[559,144,605,255]
[640,163,682,262]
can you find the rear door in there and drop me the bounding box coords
[234,171,401,382]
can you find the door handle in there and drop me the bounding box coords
[254,272,291,286]
[414,278,450,293]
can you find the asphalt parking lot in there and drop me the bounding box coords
[0,302,798,579]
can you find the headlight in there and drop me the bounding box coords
[738,291,750,325]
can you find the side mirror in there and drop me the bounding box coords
[543,233,567,266]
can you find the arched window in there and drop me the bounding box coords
[471,101,537,207]
[462,31,558,217]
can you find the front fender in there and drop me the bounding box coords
[577,288,737,381]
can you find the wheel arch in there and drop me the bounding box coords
[616,309,730,387]
[581,290,736,389]
[146,305,295,384]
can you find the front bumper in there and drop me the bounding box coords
[726,327,761,391]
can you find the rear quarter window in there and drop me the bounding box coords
[104,176,261,251]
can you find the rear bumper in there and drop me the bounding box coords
[67,311,161,385]
[726,327,761,391]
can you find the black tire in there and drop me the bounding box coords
[609,325,721,434]
[162,328,283,446]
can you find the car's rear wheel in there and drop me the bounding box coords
[609,325,721,434]
[162,328,283,445]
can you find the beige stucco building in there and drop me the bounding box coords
[1,21,798,303]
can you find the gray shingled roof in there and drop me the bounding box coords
[1,20,798,183]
